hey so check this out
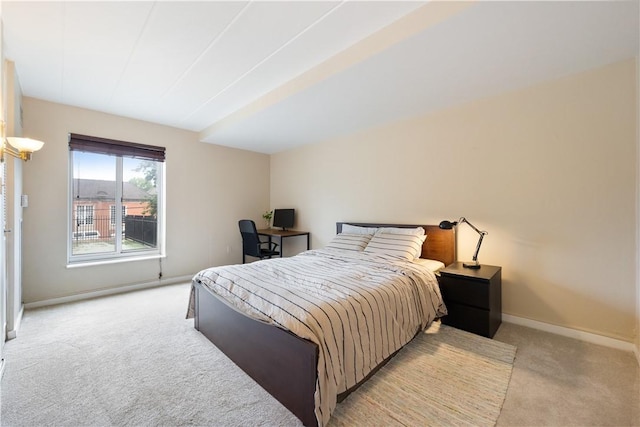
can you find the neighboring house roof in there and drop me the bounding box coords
[72,179,150,201]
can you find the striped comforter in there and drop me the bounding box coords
[188,248,446,427]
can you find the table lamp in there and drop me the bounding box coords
[439,217,488,269]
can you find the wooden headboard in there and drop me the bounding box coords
[336,222,455,266]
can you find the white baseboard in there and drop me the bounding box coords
[503,314,636,354]
[24,275,194,309]
[5,304,24,340]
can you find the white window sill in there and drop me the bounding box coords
[66,253,165,269]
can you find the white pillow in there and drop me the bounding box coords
[413,258,446,273]
[364,233,426,261]
[341,224,378,235]
[377,226,425,236]
[326,233,372,251]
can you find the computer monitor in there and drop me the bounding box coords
[272,209,294,230]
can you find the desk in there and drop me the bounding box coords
[257,228,310,257]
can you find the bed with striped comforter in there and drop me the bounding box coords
[187,247,446,426]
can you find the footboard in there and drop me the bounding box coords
[193,280,319,427]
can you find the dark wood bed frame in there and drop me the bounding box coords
[192,222,455,427]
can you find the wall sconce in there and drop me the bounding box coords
[3,137,44,161]
[1,121,44,162]
[439,217,488,269]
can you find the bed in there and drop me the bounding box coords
[188,222,455,427]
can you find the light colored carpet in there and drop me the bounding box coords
[494,322,640,426]
[1,283,515,426]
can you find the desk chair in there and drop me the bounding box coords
[239,219,280,263]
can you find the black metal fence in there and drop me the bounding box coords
[124,215,157,247]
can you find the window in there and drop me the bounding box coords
[110,205,127,226]
[76,205,94,226]
[69,133,165,263]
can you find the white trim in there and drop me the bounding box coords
[66,253,165,269]
[503,314,635,354]
[24,275,193,309]
[5,304,23,340]
[636,55,640,369]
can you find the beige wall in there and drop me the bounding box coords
[272,59,638,342]
[21,97,270,303]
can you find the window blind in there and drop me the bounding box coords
[68,133,165,162]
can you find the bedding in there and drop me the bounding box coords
[377,226,426,236]
[339,224,426,236]
[413,257,446,272]
[364,232,427,260]
[339,224,378,235]
[188,247,445,427]
[325,233,372,251]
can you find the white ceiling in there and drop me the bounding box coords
[2,1,638,154]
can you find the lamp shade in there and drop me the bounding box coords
[6,137,44,153]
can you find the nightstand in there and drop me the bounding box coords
[438,262,502,338]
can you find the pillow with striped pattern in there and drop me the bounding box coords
[326,233,373,252]
[341,224,378,235]
[364,233,426,260]
[377,226,425,236]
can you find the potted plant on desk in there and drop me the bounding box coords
[262,210,273,229]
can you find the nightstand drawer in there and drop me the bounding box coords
[438,275,490,309]
[441,302,497,338]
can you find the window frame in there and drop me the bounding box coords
[67,134,166,265]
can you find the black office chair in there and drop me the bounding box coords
[239,219,280,263]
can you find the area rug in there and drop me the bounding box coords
[330,322,517,426]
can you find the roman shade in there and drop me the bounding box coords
[68,133,165,162]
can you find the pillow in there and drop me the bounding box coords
[377,226,425,236]
[340,224,378,235]
[364,233,426,260]
[326,233,372,251]
[413,258,446,273]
